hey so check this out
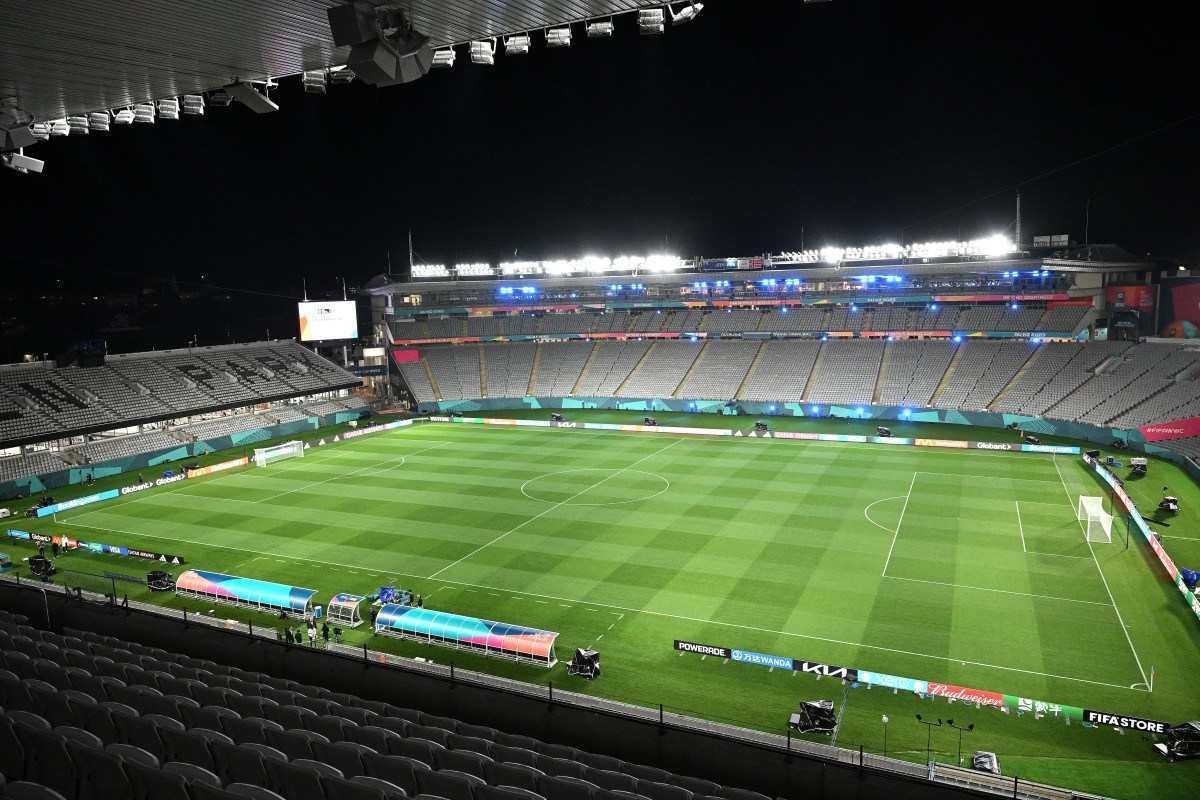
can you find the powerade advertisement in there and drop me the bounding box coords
[672,640,1166,734]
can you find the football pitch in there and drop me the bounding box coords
[16,412,1200,798]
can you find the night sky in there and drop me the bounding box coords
[2,0,1197,356]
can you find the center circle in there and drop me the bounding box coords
[520,468,671,506]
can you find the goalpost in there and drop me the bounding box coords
[254,441,304,468]
[1077,496,1113,544]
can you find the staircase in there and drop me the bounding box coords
[570,343,600,396]
[527,344,544,396]
[734,342,767,400]
[672,342,711,398]
[930,340,967,405]
[424,360,441,400]
[615,342,657,396]
[872,341,894,403]
[989,345,1041,410]
[800,341,830,402]
[479,344,489,398]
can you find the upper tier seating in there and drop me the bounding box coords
[0,343,357,449]
[0,610,774,800]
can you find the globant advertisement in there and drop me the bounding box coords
[298,300,359,342]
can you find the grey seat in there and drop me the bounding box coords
[670,777,720,797]
[417,713,458,733]
[266,758,340,799]
[585,770,638,793]
[226,716,284,745]
[6,709,51,730]
[448,734,493,756]
[635,781,691,800]
[26,682,73,726]
[74,703,120,744]
[479,787,546,800]
[489,762,544,791]
[182,704,240,732]
[242,742,290,763]
[225,784,288,800]
[348,724,405,755]
[265,703,316,730]
[717,789,770,800]
[229,696,278,720]
[306,714,355,742]
[374,716,410,738]
[312,740,376,778]
[363,752,430,795]
[12,720,75,800]
[397,737,445,765]
[159,725,231,770]
[439,749,492,779]
[0,713,27,779]
[114,713,166,758]
[0,781,70,800]
[491,745,538,767]
[66,738,132,800]
[456,723,498,741]
[296,697,336,716]
[534,742,577,760]
[541,776,600,800]
[536,756,587,779]
[163,760,223,786]
[194,686,239,707]
[125,758,191,800]
[322,774,397,800]
[189,785,266,800]
[209,741,271,788]
[105,742,160,769]
[265,727,328,760]
[417,769,484,800]
[53,724,104,749]
[351,775,410,800]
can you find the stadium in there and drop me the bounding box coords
[2,3,1199,800]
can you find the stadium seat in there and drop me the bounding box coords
[105,743,160,769]
[162,760,223,786]
[349,775,410,799]
[223,784,289,800]
[66,739,132,800]
[670,776,720,797]
[397,737,446,765]
[536,756,588,779]
[53,724,104,749]
[0,713,28,779]
[585,770,638,793]
[12,724,75,799]
[348,724,405,754]
[541,775,600,800]
[307,713,355,741]
[717,788,771,800]
[181,703,240,731]
[417,768,485,800]
[491,745,538,767]
[480,786,547,800]
[312,739,377,778]
[1,781,70,800]
[226,716,284,744]
[265,726,329,760]
[488,762,544,791]
[266,758,340,800]
[438,748,493,779]
[636,781,691,800]
[209,741,272,787]
[363,752,430,795]
[449,733,494,756]
[125,758,191,800]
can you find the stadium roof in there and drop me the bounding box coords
[0,0,664,121]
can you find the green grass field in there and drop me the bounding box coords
[7,410,1199,799]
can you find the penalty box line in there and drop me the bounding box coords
[54,514,1142,694]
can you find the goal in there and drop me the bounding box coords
[1077,496,1113,544]
[253,441,304,468]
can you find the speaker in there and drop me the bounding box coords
[348,40,400,85]
[327,1,378,47]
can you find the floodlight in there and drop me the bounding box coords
[29,121,50,140]
[638,9,665,34]
[470,39,496,65]
[87,111,111,132]
[156,98,180,120]
[1,105,36,151]
[302,70,328,94]
[329,66,356,85]
[669,2,704,24]
[67,115,89,135]
[2,149,44,174]
[49,118,70,136]
[431,47,457,69]
[223,83,279,113]
[586,20,615,38]
[181,94,205,116]
[504,33,531,54]
[133,103,156,123]
[207,90,233,108]
[546,26,572,47]
[112,108,134,125]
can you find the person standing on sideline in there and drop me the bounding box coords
[321,621,330,646]
[308,624,316,647]
[285,628,294,644]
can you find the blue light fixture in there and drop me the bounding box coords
[901,408,912,418]
[953,335,963,343]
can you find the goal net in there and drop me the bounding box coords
[254,441,304,468]
[1077,496,1113,544]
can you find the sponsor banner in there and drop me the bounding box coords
[1083,710,1167,734]
[187,457,249,478]
[673,640,731,658]
[1005,696,1083,722]
[1021,443,1080,454]
[6,529,32,540]
[127,548,185,565]
[935,293,1071,303]
[351,365,387,377]
[1105,285,1155,314]
[915,438,969,449]
[731,649,794,670]
[973,441,1015,451]
[925,682,1005,708]
[858,670,928,693]
[1139,415,1200,443]
[36,489,120,517]
[794,660,858,682]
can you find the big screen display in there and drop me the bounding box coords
[298,301,359,341]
